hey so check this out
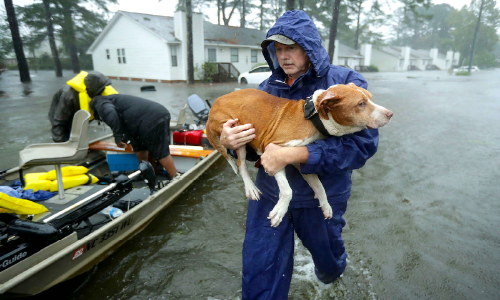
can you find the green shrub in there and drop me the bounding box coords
[473,51,497,69]
[455,71,471,76]
[196,61,218,82]
[367,64,379,72]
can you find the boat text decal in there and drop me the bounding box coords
[72,217,133,260]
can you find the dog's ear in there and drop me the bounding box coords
[317,90,342,120]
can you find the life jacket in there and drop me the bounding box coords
[24,166,98,193]
[66,71,119,120]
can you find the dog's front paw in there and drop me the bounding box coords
[268,203,288,227]
[320,202,333,219]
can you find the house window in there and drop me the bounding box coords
[231,48,239,63]
[117,48,126,64]
[208,48,216,62]
[106,49,110,59]
[170,45,178,67]
[251,49,257,63]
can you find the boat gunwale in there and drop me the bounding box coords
[0,134,221,296]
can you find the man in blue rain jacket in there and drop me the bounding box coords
[220,10,379,299]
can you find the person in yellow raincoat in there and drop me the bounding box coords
[48,71,112,142]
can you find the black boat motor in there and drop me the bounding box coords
[187,94,210,125]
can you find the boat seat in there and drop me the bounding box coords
[19,110,91,201]
[170,104,187,131]
[169,104,187,145]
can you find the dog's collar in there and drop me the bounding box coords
[304,95,330,136]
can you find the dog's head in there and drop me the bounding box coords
[315,83,393,131]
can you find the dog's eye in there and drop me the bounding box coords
[358,102,366,107]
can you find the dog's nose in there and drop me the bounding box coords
[386,110,393,119]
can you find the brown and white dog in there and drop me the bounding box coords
[206,83,393,227]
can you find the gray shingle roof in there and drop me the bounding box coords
[121,11,180,43]
[204,22,266,47]
[412,49,432,59]
[120,11,266,47]
[338,43,363,58]
[390,46,420,59]
[376,46,403,58]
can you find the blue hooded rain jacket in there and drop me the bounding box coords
[242,11,380,300]
[255,10,379,208]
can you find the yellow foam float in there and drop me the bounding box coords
[49,174,98,192]
[0,192,48,215]
[23,166,98,192]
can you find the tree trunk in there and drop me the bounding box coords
[61,4,80,73]
[298,0,304,10]
[186,0,195,84]
[354,1,361,50]
[223,0,239,26]
[4,0,31,83]
[240,0,246,28]
[328,0,341,64]
[260,0,264,31]
[286,0,295,11]
[30,47,37,72]
[469,0,485,73]
[43,0,62,77]
[217,0,221,25]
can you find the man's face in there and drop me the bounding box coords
[274,42,311,79]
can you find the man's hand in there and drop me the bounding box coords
[116,141,127,148]
[261,143,310,176]
[261,143,287,176]
[220,119,256,150]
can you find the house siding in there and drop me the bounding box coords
[92,15,171,80]
[168,44,183,80]
[371,49,400,72]
[203,46,266,72]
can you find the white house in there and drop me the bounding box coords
[322,40,371,69]
[371,46,460,72]
[87,11,267,82]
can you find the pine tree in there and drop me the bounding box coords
[4,0,31,82]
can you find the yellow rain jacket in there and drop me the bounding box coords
[66,71,119,120]
[48,71,118,142]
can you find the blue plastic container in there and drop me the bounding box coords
[107,153,139,172]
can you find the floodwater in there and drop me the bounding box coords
[1,69,499,299]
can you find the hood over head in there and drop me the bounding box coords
[261,10,331,78]
[84,71,111,98]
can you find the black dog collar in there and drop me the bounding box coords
[304,95,330,136]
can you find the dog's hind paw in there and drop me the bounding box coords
[320,202,333,219]
[245,185,261,200]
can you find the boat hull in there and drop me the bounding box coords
[0,148,221,298]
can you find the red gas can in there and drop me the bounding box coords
[173,130,204,146]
